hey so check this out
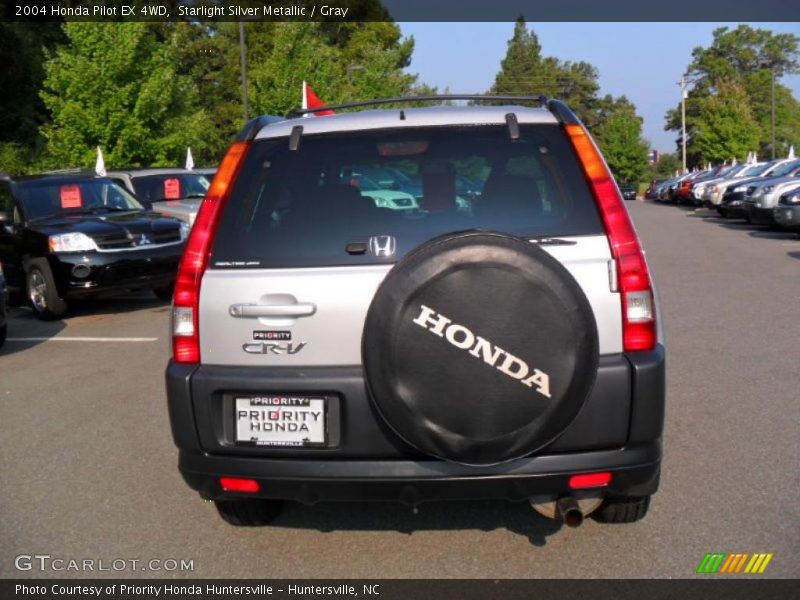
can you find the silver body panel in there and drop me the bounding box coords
[255,106,559,140]
[744,177,800,209]
[198,235,624,367]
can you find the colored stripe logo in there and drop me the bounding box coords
[696,553,773,574]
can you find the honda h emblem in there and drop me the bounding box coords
[368,235,396,257]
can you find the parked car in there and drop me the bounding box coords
[166,96,664,528]
[741,159,800,225]
[717,159,794,217]
[699,163,752,206]
[0,173,188,319]
[0,259,7,348]
[645,179,665,200]
[619,181,637,201]
[107,168,211,208]
[773,187,800,235]
[675,170,713,205]
[688,165,739,206]
[341,171,420,210]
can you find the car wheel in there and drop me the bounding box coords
[717,208,728,218]
[27,264,67,320]
[0,324,6,348]
[153,284,175,301]
[591,495,650,524]
[214,499,284,526]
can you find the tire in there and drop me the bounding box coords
[362,231,599,466]
[592,495,650,524]
[0,324,6,348]
[27,263,67,320]
[717,208,728,218]
[214,499,284,526]
[153,283,175,301]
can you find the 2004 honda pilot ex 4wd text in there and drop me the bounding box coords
[165,96,665,528]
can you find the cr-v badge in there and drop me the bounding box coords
[369,235,396,257]
[243,342,308,355]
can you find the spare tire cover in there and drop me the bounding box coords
[362,231,599,466]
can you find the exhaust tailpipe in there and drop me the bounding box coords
[556,496,584,528]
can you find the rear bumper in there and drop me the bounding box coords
[166,345,665,503]
[179,442,661,504]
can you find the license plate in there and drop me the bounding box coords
[235,396,326,447]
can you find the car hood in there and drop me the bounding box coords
[748,176,800,191]
[724,176,767,190]
[29,210,181,238]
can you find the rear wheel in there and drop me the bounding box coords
[591,495,650,524]
[27,264,67,320]
[0,324,6,348]
[214,499,284,526]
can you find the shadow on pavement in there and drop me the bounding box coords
[0,306,67,357]
[788,251,800,260]
[271,499,564,546]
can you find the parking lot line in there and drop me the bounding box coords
[5,337,158,342]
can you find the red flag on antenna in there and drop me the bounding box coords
[302,81,334,116]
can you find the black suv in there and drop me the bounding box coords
[0,173,187,319]
[166,96,665,529]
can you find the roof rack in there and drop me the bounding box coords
[286,94,551,118]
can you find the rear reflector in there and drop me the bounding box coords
[172,140,251,364]
[219,477,260,493]
[565,124,656,352]
[569,472,612,489]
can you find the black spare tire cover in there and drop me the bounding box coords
[362,231,600,466]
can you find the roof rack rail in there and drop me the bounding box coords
[287,94,551,118]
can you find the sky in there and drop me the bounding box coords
[399,22,800,154]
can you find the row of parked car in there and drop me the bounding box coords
[645,158,800,234]
[0,167,216,329]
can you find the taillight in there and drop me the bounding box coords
[172,141,251,363]
[565,124,656,352]
[569,471,612,489]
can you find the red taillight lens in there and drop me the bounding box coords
[219,477,260,493]
[569,472,612,489]
[565,124,656,352]
[172,141,251,364]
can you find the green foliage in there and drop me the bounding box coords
[249,22,417,117]
[648,153,681,179]
[40,22,214,169]
[665,25,800,163]
[691,81,761,163]
[490,18,600,126]
[593,96,650,183]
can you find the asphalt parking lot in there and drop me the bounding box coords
[1,200,798,579]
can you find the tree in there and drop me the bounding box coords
[665,25,800,162]
[40,23,213,169]
[691,81,761,163]
[248,22,417,117]
[490,18,600,126]
[593,96,650,183]
[648,153,681,179]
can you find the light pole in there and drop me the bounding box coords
[238,21,249,123]
[679,75,688,173]
[771,68,776,159]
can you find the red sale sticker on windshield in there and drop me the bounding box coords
[164,178,181,199]
[60,185,83,208]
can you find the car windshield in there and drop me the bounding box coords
[212,124,604,268]
[131,173,210,204]
[742,164,769,176]
[14,178,144,221]
[769,160,800,177]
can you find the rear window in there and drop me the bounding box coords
[211,125,603,268]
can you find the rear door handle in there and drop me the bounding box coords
[229,303,317,318]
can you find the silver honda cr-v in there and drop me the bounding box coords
[165,96,665,529]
